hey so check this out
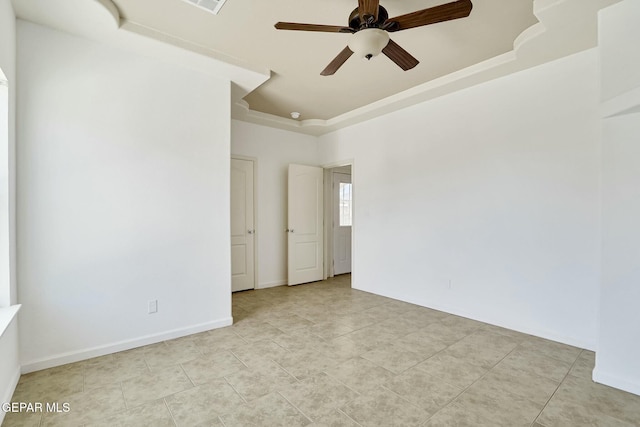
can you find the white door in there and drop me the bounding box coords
[231,158,255,292]
[288,164,323,286]
[333,172,352,275]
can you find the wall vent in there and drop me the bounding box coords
[183,0,228,15]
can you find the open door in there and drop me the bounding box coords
[231,158,255,292]
[288,164,323,286]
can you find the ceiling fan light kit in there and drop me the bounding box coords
[274,0,473,75]
[348,29,390,60]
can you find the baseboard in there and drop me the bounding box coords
[257,280,286,289]
[593,368,640,396]
[355,285,596,351]
[21,317,233,374]
[0,367,21,424]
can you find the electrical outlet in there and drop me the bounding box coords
[148,300,158,314]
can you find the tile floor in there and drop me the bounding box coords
[3,274,640,426]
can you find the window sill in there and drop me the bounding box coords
[0,305,21,339]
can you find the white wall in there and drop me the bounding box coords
[0,79,9,308]
[0,0,20,421]
[0,0,16,308]
[0,318,19,423]
[319,49,602,349]
[595,0,640,396]
[598,113,640,395]
[231,120,318,288]
[600,1,640,103]
[17,21,232,371]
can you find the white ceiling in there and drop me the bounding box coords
[114,0,537,120]
[11,0,621,135]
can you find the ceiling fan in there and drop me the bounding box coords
[275,0,473,76]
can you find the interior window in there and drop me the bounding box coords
[339,182,352,227]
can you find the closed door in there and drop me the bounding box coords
[288,164,323,286]
[333,172,352,275]
[231,158,255,292]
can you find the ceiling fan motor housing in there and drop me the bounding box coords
[348,5,389,30]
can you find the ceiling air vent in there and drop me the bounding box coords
[183,0,228,15]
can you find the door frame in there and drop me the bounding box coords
[231,155,259,292]
[322,160,355,284]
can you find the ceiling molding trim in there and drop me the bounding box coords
[235,0,619,136]
[108,21,271,97]
[95,0,121,28]
[233,104,326,134]
[12,0,270,99]
[117,19,272,102]
[234,50,518,136]
[14,0,617,136]
[513,22,547,52]
[534,0,566,14]
[11,0,121,35]
[601,86,640,118]
[120,19,268,79]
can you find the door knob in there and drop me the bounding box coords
[247,229,255,234]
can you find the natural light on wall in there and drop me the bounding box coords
[182,0,229,15]
[0,71,9,308]
[339,182,352,227]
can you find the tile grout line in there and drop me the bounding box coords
[378,384,434,424]
[178,363,197,389]
[420,342,524,424]
[229,349,251,370]
[119,381,129,412]
[531,349,584,427]
[81,363,86,394]
[318,369,362,401]
[223,376,249,405]
[337,407,365,427]
[270,358,302,386]
[275,390,314,424]
[162,398,178,427]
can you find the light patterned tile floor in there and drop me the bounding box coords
[3,274,640,426]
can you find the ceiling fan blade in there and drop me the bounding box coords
[382,39,419,71]
[358,0,380,22]
[321,46,354,76]
[384,0,472,32]
[275,22,354,33]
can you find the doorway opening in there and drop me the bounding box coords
[324,164,353,281]
[284,162,354,287]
